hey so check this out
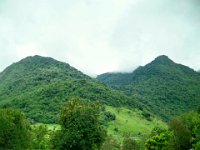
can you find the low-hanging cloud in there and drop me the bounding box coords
[0,0,199,76]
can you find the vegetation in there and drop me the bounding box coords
[0,102,166,150]
[169,118,191,149]
[51,97,107,150]
[145,109,200,150]
[121,134,137,150]
[0,102,199,149]
[0,55,199,149]
[31,124,51,149]
[105,106,166,139]
[0,55,139,123]
[0,109,32,149]
[101,135,121,150]
[97,55,200,121]
[145,130,173,150]
[46,105,166,149]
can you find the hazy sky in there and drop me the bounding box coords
[0,0,200,76]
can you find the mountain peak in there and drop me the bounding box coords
[21,55,55,63]
[0,56,135,123]
[152,55,174,65]
[155,55,169,59]
[0,55,91,82]
[16,55,72,71]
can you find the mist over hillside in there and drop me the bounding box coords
[97,55,200,121]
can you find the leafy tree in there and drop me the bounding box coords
[179,111,200,148]
[122,135,137,150]
[169,118,192,150]
[0,109,31,149]
[51,97,107,150]
[150,126,168,137]
[145,129,172,150]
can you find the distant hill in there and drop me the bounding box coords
[97,55,200,121]
[0,55,139,123]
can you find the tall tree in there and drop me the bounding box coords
[0,109,31,149]
[51,97,106,150]
[169,119,191,150]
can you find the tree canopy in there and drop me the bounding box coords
[0,109,31,149]
[51,97,107,150]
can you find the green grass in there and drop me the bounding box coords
[33,106,166,143]
[32,123,61,130]
[105,106,166,141]
[46,124,61,130]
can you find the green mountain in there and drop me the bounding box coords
[97,55,200,121]
[0,55,138,123]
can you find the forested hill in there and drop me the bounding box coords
[0,55,138,123]
[97,55,200,121]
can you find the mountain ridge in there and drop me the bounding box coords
[97,55,200,121]
[0,55,139,123]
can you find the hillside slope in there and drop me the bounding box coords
[97,55,200,121]
[0,55,139,123]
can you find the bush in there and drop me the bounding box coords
[31,124,50,149]
[0,109,32,149]
[101,135,120,150]
[142,110,152,121]
[145,132,172,150]
[122,135,137,150]
[195,141,200,150]
[104,111,116,121]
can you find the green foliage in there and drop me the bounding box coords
[195,141,200,150]
[31,124,50,149]
[104,111,116,122]
[169,118,192,150]
[149,126,168,137]
[0,55,138,123]
[0,109,31,149]
[51,97,107,150]
[101,135,121,150]
[178,111,200,148]
[145,110,200,150]
[122,135,137,150]
[145,132,172,150]
[145,126,172,150]
[97,55,200,121]
[142,110,153,121]
[105,106,166,140]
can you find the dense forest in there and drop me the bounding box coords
[0,55,140,123]
[97,55,200,121]
[0,55,200,149]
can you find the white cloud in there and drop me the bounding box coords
[0,0,199,75]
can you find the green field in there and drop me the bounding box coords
[32,123,61,130]
[105,106,166,141]
[34,106,166,144]
[40,106,166,137]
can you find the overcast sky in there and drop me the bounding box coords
[0,0,200,76]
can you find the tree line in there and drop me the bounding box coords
[1,97,200,150]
